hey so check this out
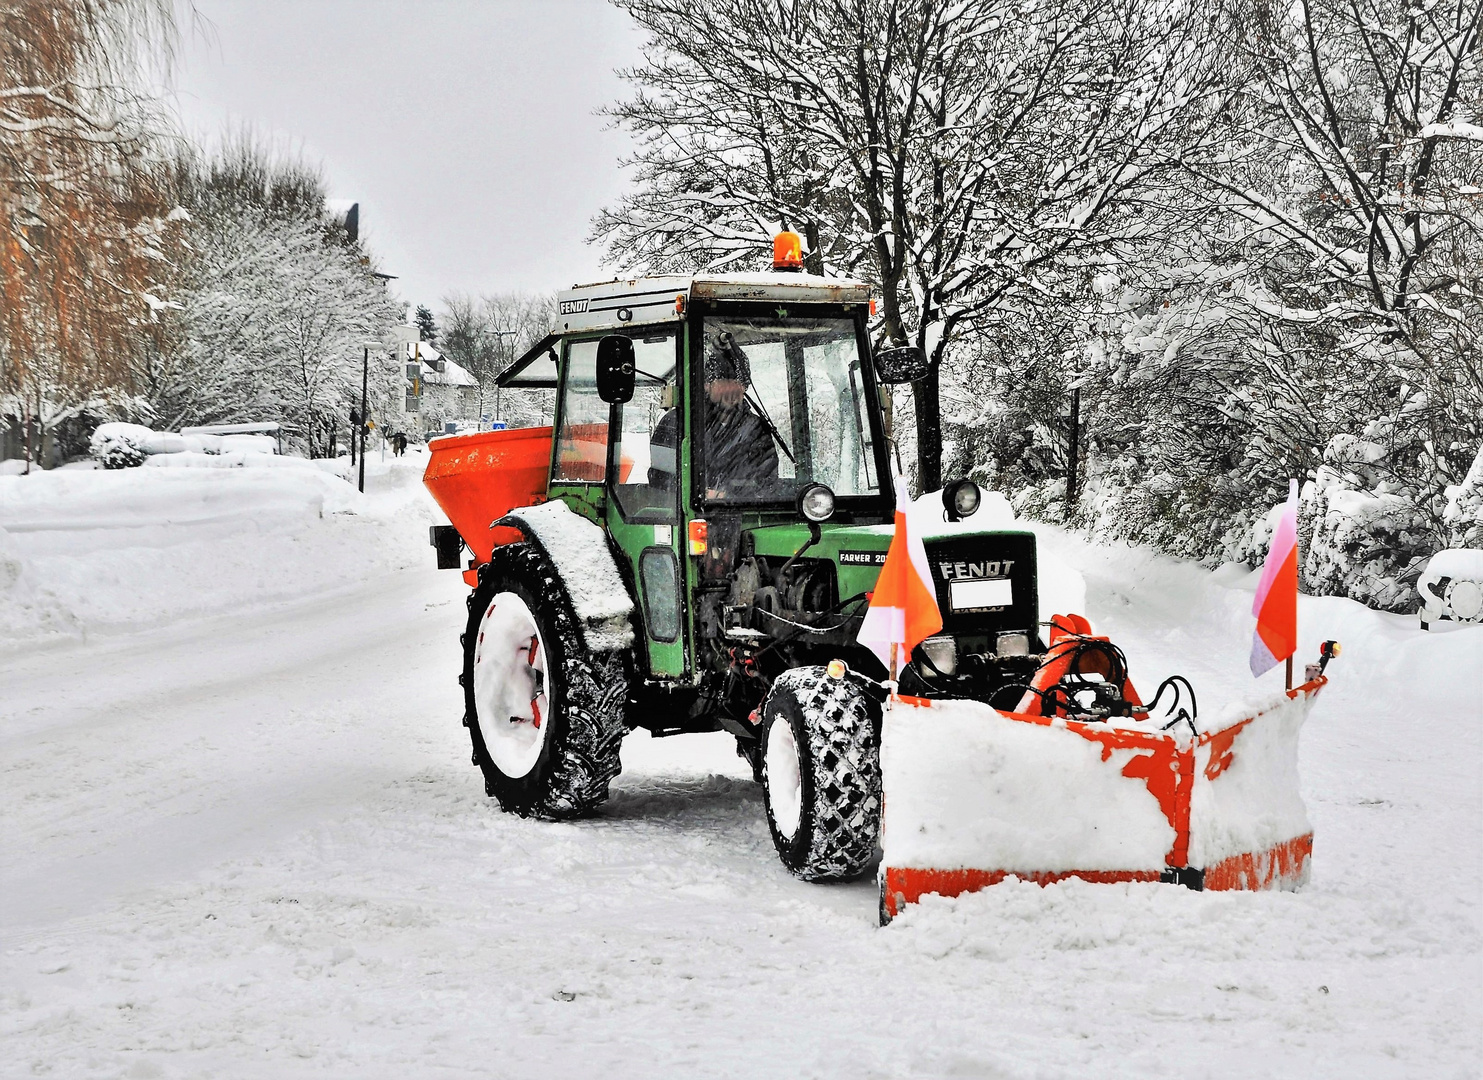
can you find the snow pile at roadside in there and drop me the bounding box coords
[1028,521,1482,713]
[90,422,279,468]
[0,452,443,651]
[142,450,329,470]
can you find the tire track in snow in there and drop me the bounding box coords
[0,567,469,935]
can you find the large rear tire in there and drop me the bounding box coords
[461,542,627,819]
[760,666,882,881]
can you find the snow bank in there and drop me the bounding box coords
[89,422,280,469]
[142,450,338,471]
[0,453,441,651]
[1029,519,1483,714]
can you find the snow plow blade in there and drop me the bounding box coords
[878,680,1325,924]
[422,427,552,581]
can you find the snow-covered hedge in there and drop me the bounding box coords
[89,423,280,470]
[1301,466,1432,612]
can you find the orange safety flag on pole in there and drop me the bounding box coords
[1251,479,1300,678]
[858,473,943,677]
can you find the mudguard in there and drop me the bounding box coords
[495,500,635,654]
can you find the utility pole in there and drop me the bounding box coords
[358,344,370,493]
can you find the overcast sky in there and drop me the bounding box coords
[173,0,647,317]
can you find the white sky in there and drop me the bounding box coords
[173,0,647,317]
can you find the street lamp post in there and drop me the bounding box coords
[357,337,393,494]
[359,344,370,493]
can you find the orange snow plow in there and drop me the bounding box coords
[877,618,1338,923]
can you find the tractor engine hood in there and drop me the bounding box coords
[746,520,891,579]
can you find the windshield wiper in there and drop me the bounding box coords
[744,389,796,465]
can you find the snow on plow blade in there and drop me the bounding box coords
[878,680,1325,923]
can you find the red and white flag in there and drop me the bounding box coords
[858,473,942,676]
[1251,479,1300,678]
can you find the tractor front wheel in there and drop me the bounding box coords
[461,542,627,819]
[760,666,882,881]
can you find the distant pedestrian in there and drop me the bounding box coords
[393,432,408,457]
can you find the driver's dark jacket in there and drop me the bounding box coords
[649,402,780,492]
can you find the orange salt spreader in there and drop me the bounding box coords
[422,427,553,586]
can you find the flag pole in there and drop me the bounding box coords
[1289,476,1298,691]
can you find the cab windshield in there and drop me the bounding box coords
[699,312,880,502]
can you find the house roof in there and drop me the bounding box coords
[403,340,480,388]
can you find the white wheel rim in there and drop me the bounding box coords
[472,592,551,779]
[1448,579,1482,621]
[765,716,803,841]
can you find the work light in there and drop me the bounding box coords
[798,483,835,522]
[943,479,981,521]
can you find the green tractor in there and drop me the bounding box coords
[423,248,1043,882]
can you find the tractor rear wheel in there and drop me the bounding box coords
[760,666,882,881]
[461,542,627,819]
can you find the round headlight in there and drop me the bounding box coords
[943,479,981,521]
[798,483,836,522]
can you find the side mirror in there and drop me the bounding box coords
[596,335,636,403]
[874,344,929,384]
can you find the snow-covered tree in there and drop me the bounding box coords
[0,0,178,467]
[439,291,555,427]
[599,0,1227,488]
[135,143,403,457]
[1047,0,1482,607]
[414,304,438,345]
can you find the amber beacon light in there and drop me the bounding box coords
[773,230,804,271]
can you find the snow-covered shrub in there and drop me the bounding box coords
[90,422,151,469]
[1302,461,1434,613]
[1444,446,1483,550]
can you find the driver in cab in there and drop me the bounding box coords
[650,330,781,498]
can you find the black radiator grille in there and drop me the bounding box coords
[923,532,1038,637]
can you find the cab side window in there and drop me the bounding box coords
[554,340,607,482]
[611,332,679,523]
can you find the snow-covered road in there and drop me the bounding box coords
[1,460,1478,1078]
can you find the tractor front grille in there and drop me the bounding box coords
[922,533,1038,638]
